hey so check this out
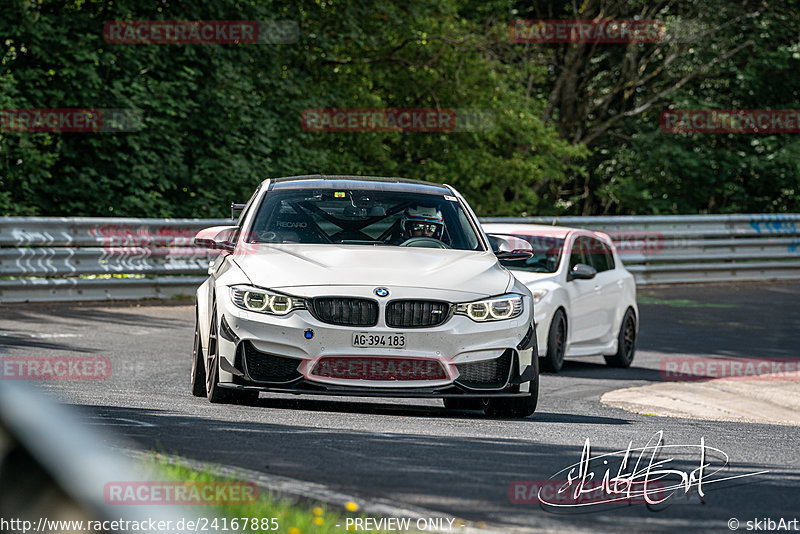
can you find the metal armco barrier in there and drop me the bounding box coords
[0,217,228,302]
[1,214,799,302]
[482,213,800,285]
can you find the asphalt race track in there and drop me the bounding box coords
[1,281,799,533]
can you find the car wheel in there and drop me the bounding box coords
[540,309,567,373]
[190,309,206,397]
[442,398,483,411]
[484,357,539,418]
[604,308,636,368]
[206,302,259,404]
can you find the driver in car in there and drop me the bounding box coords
[397,205,445,242]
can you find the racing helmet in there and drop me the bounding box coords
[401,205,444,239]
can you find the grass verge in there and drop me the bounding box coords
[149,454,402,534]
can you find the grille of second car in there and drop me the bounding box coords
[385,300,450,328]
[455,350,513,388]
[310,297,379,327]
[243,341,301,383]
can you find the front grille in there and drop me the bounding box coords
[242,341,301,383]
[310,297,378,327]
[386,300,450,328]
[455,350,513,388]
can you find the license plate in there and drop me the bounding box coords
[352,333,405,348]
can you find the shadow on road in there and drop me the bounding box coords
[70,403,800,531]
[636,282,800,359]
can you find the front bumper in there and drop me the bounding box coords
[214,290,535,397]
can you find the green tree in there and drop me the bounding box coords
[0,0,579,217]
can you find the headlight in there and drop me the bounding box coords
[455,293,524,322]
[230,285,305,316]
[531,289,548,304]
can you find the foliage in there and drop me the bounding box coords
[512,0,800,214]
[0,0,578,217]
[1,0,798,217]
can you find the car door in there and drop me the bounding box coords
[565,235,605,347]
[585,237,622,344]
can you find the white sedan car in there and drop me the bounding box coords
[482,224,638,373]
[191,175,540,417]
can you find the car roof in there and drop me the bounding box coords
[263,175,452,195]
[481,222,575,239]
[482,222,615,246]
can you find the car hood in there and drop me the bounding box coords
[231,244,511,297]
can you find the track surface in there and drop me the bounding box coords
[1,282,799,532]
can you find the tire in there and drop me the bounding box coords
[442,398,484,411]
[484,356,539,418]
[206,302,259,404]
[604,308,636,368]
[540,309,567,373]
[190,310,206,397]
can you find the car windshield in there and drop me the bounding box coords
[246,188,482,251]
[499,235,564,273]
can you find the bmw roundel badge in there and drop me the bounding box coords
[304,329,314,340]
[374,287,390,297]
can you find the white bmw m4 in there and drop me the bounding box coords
[191,175,539,417]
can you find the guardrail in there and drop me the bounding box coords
[483,214,800,285]
[1,214,799,302]
[0,217,228,302]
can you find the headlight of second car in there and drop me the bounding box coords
[230,285,306,316]
[455,293,524,322]
[531,288,549,304]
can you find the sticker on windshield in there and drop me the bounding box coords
[444,195,458,201]
[334,192,346,198]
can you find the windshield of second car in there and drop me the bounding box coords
[246,188,483,251]
[499,235,564,273]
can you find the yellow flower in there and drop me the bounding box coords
[289,528,301,534]
[345,501,359,512]
[313,507,324,516]
[313,517,323,526]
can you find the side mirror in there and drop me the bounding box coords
[487,234,534,261]
[194,226,238,252]
[568,263,597,281]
